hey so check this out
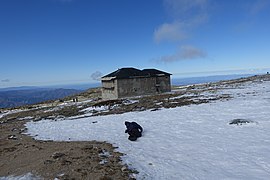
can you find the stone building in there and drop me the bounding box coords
[101,68,171,100]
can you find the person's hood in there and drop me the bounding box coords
[125,121,130,126]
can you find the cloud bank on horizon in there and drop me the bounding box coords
[1,79,10,83]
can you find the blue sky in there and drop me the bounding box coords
[1,0,270,88]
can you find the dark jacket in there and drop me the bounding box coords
[125,121,143,135]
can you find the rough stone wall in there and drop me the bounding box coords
[156,76,171,93]
[102,75,171,100]
[117,77,156,98]
[101,80,118,100]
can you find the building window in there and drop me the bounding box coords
[103,87,115,90]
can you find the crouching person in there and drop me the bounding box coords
[124,121,143,141]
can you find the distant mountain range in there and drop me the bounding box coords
[0,88,82,108]
[0,82,101,92]
[0,73,259,109]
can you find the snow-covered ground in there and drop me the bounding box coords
[0,109,25,119]
[0,173,42,180]
[25,80,270,179]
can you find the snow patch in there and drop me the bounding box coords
[0,173,42,180]
[25,80,270,179]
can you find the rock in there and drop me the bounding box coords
[7,135,17,140]
[19,128,26,133]
[82,144,94,151]
[3,147,17,152]
[93,146,102,153]
[229,119,255,125]
[44,160,54,164]
[60,159,72,165]
[99,159,108,165]
[121,166,127,172]
[52,152,65,159]
[150,108,160,111]
[11,128,18,132]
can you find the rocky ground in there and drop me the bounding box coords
[0,120,135,180]
[0,74,269,179]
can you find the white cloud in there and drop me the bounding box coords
[91,71,103,81]
[154,0,209,43]
[154,22,187,43]
[154,14,208,43]
[152,0,209,63]
[155,45,207,63]
[1,79,10,83]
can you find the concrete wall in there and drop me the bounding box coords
[117,77,157,98]
[101,79,118,100]
[156,76,171,93]
[102,75,171,100]
[117,75,171,98]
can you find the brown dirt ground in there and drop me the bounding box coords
[0,120,135,180]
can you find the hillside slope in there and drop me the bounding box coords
[0,74,269,179]
[0,88,82,108]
